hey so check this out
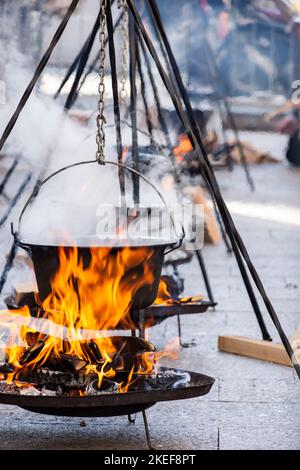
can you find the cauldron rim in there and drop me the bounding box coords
[18,238,178,249]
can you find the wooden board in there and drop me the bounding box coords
[183,186,221,245]
[291,328,300,363]
[218,335,292,367]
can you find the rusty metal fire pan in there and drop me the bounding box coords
[0,368,214,417]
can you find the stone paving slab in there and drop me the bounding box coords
[0,403,219,450]
[217,403,300,450]
[1,399,298,450]
[219,376,300,403]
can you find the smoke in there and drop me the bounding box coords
[0,4,183,253]
[1,56,180,245]
[1,60,93,172]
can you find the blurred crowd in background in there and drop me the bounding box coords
[2,1,300,165]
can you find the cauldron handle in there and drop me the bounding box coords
[13,160,185,246]
[11,226,33,255]
[164,233,185,256]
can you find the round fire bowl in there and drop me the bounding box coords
[0,368,214,417]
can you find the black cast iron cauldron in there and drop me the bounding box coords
[13,161,184,310]
[15,242,171,310]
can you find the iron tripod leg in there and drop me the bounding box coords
[127,412,153,450]
[128,414,136,424]
[212,195,232,253]
[137,310,146,339]
[175,250,214,348]
[195,250,215,307]
[142,410,154,450]
[226,146,234,172]
[195,196,271,342]
[172,265,192,347]
[177,313,193,348]
[177,313,195,349]
[139,326,146,339]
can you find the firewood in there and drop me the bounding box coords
[219,331,300,367]
[291,328,300,363]
[183,186,221,245]
[229,140,279,164]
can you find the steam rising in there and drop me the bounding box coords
[0,6,189,273]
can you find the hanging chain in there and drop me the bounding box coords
[118,0,128,106]
[96,0,107,164]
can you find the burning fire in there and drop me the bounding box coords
[173,134,193,163]
[155,277,203,306]
[42,246,155,331]
[155,278,173,305]
[0,246,161,393]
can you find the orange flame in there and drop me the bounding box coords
[155,337,181,362]
[154,277,172,305]
[1,246,159,392]
[42,246,155,332]
[154,277,203,306]
[173,134,193,162]
[0,248,194,393]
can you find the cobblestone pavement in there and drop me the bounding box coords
[0,132,299,450]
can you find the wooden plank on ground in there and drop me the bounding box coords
[291,328,300,363]
[218,335,292,367]
[183,186,221,245]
